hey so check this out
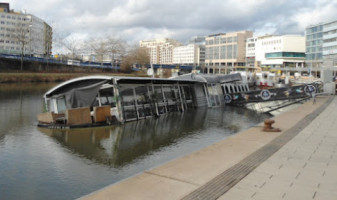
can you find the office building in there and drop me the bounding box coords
[322,20,337,66]
[305,19,337,68]
[205,30,253,74]
[245,37,257,67]
[0,3,52,56]
[254,35,305,68]
[305,23,323,67]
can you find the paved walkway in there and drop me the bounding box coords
[81,96,336,200]
[220,96,337,200]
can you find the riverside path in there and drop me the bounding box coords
[81,95,336,200]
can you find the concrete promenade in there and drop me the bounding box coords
[81,95,336,200]
[220,96,337,200]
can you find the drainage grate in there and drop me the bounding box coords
[182,97,333,200]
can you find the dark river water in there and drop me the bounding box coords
[0,83,272,200]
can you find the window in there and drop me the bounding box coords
[233,36,237,42]
[135,86,149,104]
[265,52,305,58]
[120,86,136,106]
[98,88,116,107]
[227,45,232,59]
[56,97,67,113]
[233,45,237,59]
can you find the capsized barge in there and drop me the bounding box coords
[37,74,242,128]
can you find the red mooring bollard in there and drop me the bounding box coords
[263,119,281,132]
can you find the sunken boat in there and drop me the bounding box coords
[37,74,242,128]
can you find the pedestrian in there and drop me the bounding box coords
[312,92,316,104]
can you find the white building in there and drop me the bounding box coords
[0,3,52,56]
[139,38,182,64]
[305,19,337,68]
[245,37,257,67]
[173,44,205,66]
[322,19,337,65]
[254,35,305,68]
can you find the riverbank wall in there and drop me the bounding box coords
[0,57,148,83]
[0,57,110,73]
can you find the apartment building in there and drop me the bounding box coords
[173,44,205,66]
[255,35,305,68]
[205,30,253,74]
[139,38,182,64]
[0,3,52,56]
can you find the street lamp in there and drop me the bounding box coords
[28,24,32,56]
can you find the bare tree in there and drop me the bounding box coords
[12,22,31,70]
[120,54,134,73]
[121,45,150,73]
[134,46,150,69]
[87,38,107,64]
[58,35,85,61]
[106,37,126,70]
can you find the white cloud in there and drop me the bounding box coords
[5,0,337,53]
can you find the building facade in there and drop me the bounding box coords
[0,3,52,56]
[245,37,257,67]
[322,19,337,66]
[139,38,182,64]
[305,23,323,67]
[172,44,205,67]
[255,35,305,69]
[205,30,253,74]
[305,19,337,68]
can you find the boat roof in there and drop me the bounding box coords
[44,75,200,98]
[171,73,242,83]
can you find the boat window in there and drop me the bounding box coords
[46,99,54,112]
[154,86,164,102]
[221,85,225,94]
[215,85,223,96]
[182,86,192,100]
[120,86,135,106]
[207,84,217,106]
[56,97,66,113]
[135,86,150,104]
[214,85,222,105]
[230,85,235,93]
[223,85,228,94]
[99,88,116,107]
[163,86,175,103]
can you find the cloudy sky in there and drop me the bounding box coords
[6,0,337,52]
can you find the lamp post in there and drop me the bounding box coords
[28,24,32,56]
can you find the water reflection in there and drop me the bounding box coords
[0,83,56,141]
[39,107,268,168]
[0,83,270,200]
